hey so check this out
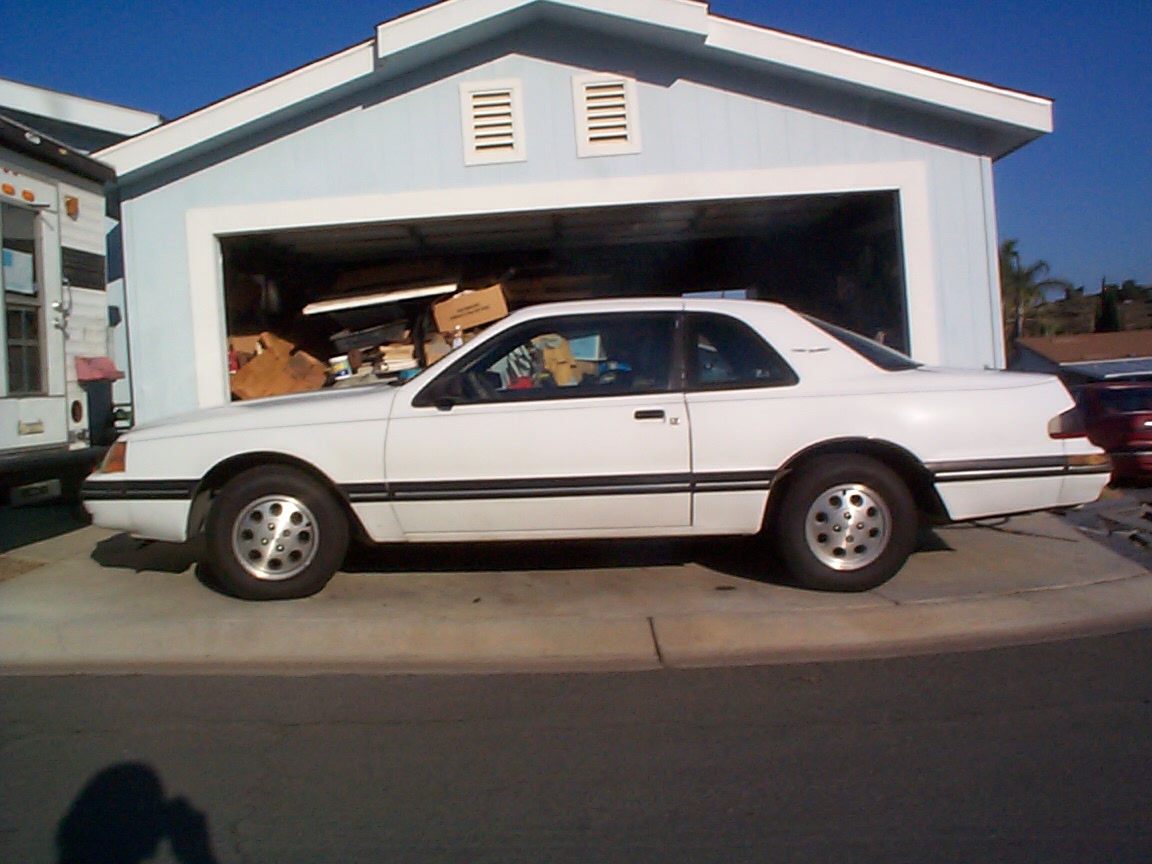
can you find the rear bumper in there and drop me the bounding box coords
[928,453,1111,521]
[1107,449,1152,480]
[1,445,107,499]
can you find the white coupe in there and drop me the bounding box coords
[83,298,1109,600]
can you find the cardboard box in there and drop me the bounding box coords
[433,284,508,333]
[423,334,451,366]
[533,333,581,386]
[229,334,264,355]
[230,332,327,400]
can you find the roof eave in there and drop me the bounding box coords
[0,113,116,184]
[377,0,711,60]
[706,17,1052,147]
[95,0,1053,179]
[0,76,161,137]
[96,40,376,177]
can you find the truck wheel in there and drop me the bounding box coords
[772,455,917,592]
[204,466,348,600]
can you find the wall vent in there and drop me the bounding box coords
[573,74,641,158]
[460,80,526,166]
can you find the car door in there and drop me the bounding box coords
[681,311,801,534]
[383,310,691,539]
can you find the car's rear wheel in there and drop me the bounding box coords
[772,455,917,592]
[204,466,348,600]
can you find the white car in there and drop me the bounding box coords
[83,298,1109,600]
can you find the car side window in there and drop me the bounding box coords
[415,312,677,406]
[686,313,798,391]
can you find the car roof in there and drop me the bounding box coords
[498,295,795,321]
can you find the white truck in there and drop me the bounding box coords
[1,144,126,505]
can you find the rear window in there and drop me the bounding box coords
[804,316,921,371]
[1095,387,1152,414]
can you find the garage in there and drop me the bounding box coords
[220,190,907,391]
[96,0,1051,423]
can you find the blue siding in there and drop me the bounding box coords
[120,33,1001,420]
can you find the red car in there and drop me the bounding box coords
[1077,381,1152,482]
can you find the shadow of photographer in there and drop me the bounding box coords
[56,762,219,864]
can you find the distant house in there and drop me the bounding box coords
[1013,331,1152,387]
[95,0,1054,423]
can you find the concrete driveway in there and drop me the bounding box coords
[3,499,1152,674]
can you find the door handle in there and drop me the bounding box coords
[634,409,665,420]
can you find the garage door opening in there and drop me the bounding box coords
[219,191,906,396]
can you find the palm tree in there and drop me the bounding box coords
[1000,240,1067,339]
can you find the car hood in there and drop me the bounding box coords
[126,384,400,442]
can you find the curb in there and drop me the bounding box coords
[4,573,1152,676]
[3,514,1152,676]
[651,573,1152,668]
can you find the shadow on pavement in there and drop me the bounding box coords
[91,534,203,574]
[0,501,92,554]
[57,762,219,864]
[86,526,956,597]
[90,530,790,587]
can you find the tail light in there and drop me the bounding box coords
[1048,407,1086,439]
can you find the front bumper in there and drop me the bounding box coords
[81,477,196,543]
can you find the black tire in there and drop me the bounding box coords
[771,455,917,592]
[204,466,349,600]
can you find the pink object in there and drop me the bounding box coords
[75,356,125,382]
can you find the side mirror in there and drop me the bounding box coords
[414,376,460,410]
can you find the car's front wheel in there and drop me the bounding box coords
[772,455,917,592]
[204,466,349,600]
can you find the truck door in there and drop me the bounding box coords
[2,195,72,456]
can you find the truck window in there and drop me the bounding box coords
[2,203,44,395]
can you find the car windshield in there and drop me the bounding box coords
[803,316,921,371]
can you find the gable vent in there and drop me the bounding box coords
[574,74,642,158]
[460,80,526,166]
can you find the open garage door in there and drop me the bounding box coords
[219,191,906,397]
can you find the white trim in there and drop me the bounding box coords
[572,74,642,157]
[97,42,376,176]
[979,156,1006,369]
[181,163,939,409]
[459,79,528,165]
[186,212,228,411]
[377,0,710,59]
[706,17,1052,133]
[0,77,161,137]
[96,0,1050,178]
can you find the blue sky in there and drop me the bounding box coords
[2,0,1148,290]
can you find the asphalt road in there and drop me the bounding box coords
[3,629,1151,864]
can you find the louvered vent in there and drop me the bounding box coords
[460,80,526,165]
[471,89,515,151]
[583,81,630,145]
[573,74,642,157]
